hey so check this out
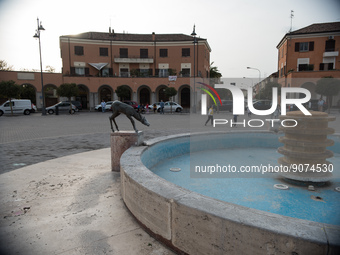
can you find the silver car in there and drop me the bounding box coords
[46,102,78,114]
[94,101,114,112]
[149,101,183,112]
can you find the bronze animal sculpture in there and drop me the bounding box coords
[109,101,150,132]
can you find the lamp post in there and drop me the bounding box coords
[33,17,46,115]
[247,67,261,100]
[191,25,197,113]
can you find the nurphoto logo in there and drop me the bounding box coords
[200,81,312,128]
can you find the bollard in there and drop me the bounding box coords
[110,131,144,172]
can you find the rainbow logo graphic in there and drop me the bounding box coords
[198,82,222,106]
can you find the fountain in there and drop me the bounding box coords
[119,125,340,254]
[278,111,335,183]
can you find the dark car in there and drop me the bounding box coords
[123,100,138,110]
[306,99,328,111]
[65,101,82,110]
[218,100,233,112]
[72,101,82,110]
[252,100,272,110]
[289,99,328,112]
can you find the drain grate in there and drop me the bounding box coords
[170,167,181,172]
[274,184,289,190]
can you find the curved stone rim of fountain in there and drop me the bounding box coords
[120,131,340,255]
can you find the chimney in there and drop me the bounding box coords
[109,27,114,36]
[152,32,155,41]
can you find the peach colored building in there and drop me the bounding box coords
[276,22,340,105]
[0,30,211,110]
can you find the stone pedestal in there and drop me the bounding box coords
[110,131,144,172]
[278,111,335,182]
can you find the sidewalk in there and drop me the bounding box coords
[0,148,175,255]
[0,111,339,254]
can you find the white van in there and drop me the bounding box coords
[0,99,33,116]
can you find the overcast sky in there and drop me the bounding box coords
[0,0,339,79]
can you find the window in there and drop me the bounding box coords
[102,68,110,77]
[160,49,168,57]
[75,46,84,56]
[159,69,169,77]
[300,42,309,51]
[75,67,85,75]
[120,68,129,77]
[325,39,335,52]
[298,64,314,71]
[4,102,14,107]
[100,47,108,56]
[140,69,149,76]
[181,68,190,77]
[294,42,314,52]
[120,48,128,58]
[182,48,190,57]
[140,49,148,58]
[319,63,334,71]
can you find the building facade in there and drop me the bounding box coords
[276,22,340,105]
[0,30,211,110]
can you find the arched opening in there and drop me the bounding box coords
[44,84,58,107]
[157,85,169,102]
[180,86,191,108]
[76,84,89,109]
[20,84,37,104]
[139,86,151,105]
[116,85,132,101]
[99,85,113,102]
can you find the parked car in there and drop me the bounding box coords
[46,102,78,114]
[289,99,328,112]
[149,102,161,111]
[0,99,33,116]
[218,100,233,112]
[149,101,183,112]
[95,101,114,112]
[252,100,272,110]
[66,101,82,110]
[123,100,138,110]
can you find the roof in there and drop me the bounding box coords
[61,31,207,43]
[288,22,340,35]
[277,22,340,48]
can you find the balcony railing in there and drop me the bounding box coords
[114,55,154,63]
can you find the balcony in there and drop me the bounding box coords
[323,51,339,57]
[114,55,154,64]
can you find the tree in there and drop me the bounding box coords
[0,60,13,71]
[115,85,131,100]
[209,62,222,79]
[57,83,79,114]
[0,80,21,115]
[20,85,36,104]
[164,87,178,113]
[45,65,55,73]
[315,77,340,113]
[261,81,281,100]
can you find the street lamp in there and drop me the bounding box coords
[191,25,197,113]
[247,67,261,100]
[33,17,46,115]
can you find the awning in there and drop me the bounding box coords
[88,63,108,70]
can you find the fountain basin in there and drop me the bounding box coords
[120,131,340,255]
